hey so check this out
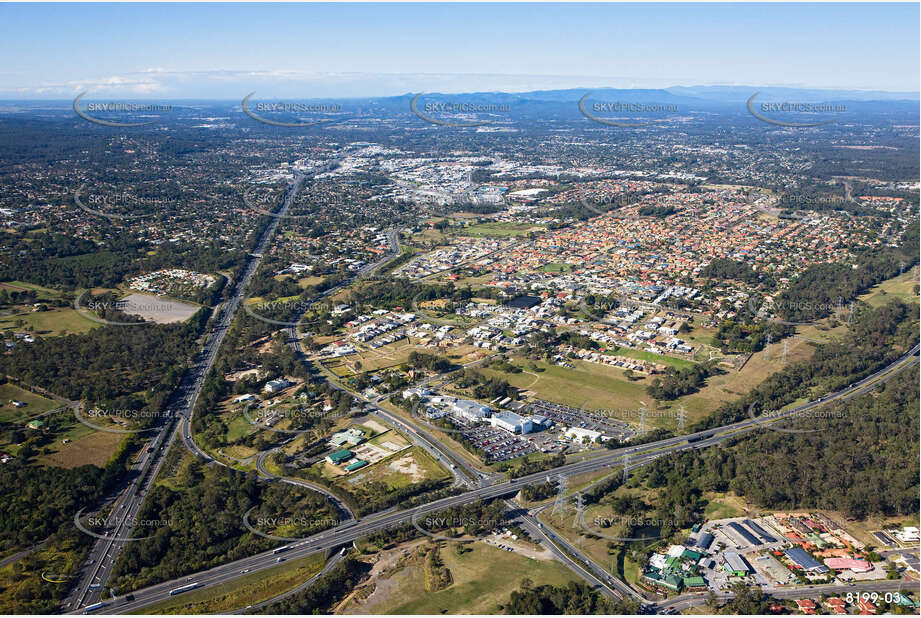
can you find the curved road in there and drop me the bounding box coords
[68,172,307,611]
[94,341,919,614]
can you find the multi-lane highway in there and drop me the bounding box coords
[93,341,918,614]
[70,193,919,615]
[504,497,650,603]
[227,549,347,615]
[67,173,307,612]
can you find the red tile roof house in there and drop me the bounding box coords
[796,599,817,613]
[857,599,877,614]
[824,597,846,609]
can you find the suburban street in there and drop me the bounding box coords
[63,160,921,616]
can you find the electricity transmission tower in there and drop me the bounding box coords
[551,475,569,516]
[572,492,584,527]
[677,405,687,434]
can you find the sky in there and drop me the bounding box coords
[1,3,918,99]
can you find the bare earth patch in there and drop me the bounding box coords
[388,454,424,482]
[119,293,199,324]
[339,542,426,614]
[361,419,388,434]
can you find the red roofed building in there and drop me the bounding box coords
[825,557,872,572]
[857,599,877,613]
[796,599,817,612]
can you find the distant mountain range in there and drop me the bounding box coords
[377,85,918,105]
[1,84,917,106]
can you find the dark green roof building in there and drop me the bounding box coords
[344,459,368,472]
[326,449,353,465]
[642,570,683,592]
[683,575,706,589]
[681,549,703,562]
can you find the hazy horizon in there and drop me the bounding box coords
[2,80,918,103]
[2,3,918,99]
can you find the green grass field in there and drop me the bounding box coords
[0,280,62,299]
[475,321,827,427]
[354,542,578,614]
[458,222,544,238]
[223,413,258,443]
[536,262,574,273]
[0,307,99,336]
[134,552,326,614]
[0,384,58,422]
[702,493,748,519]
[677,334,816,419]
[297,275,325,288]
[478,358,657,424]
[858,265,920,308]
[0,281,101,336]
[38,417,127,468]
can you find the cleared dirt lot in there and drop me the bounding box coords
[119,293,199,323]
